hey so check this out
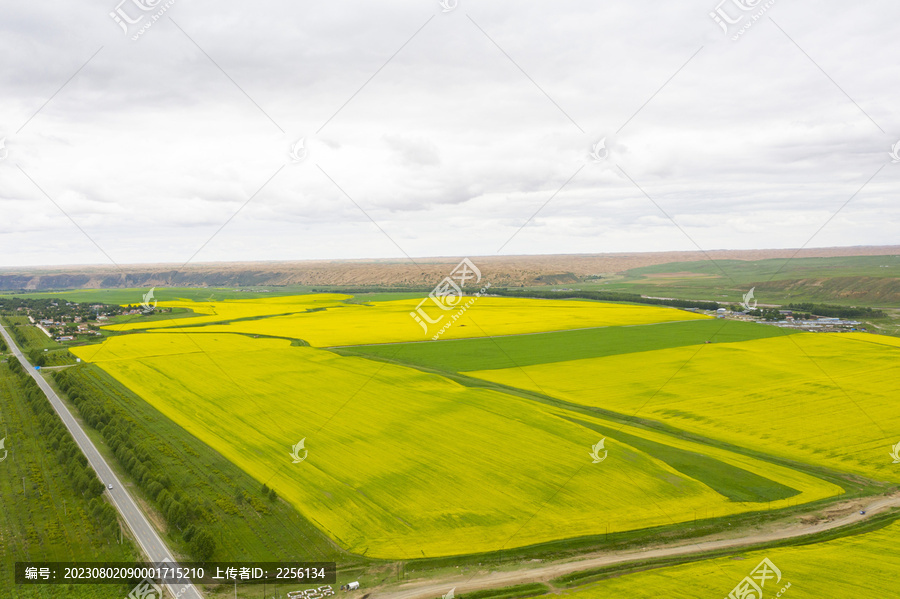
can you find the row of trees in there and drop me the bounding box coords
[786,302,885,319]
[6,322,29,348]
[310,287,885,321]
[488,288,721,311]
[735,303,884,321]
[312,286,722,310]
[54,369,216,561]
[28,349,51,367]
[7,358,120,539]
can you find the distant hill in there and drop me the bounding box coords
[0,246,896,291]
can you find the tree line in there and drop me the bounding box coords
[5,321,29,348]
[785,302,885,319]
[312,286,721,310]
[54,368,216,561]
[6,358,120,539]
[487,288,721,311]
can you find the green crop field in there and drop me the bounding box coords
[8,291,899,598]
[340,319,797,372]
[70,332,837,559]
[0,361,136,599]
[75,332,826,558]
[1,317,62,351]
[5,3,898,595]
[586,255,900,307]
[468,332,900,485]
[67,296,852,561]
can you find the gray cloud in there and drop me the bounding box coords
[0,0,898,267]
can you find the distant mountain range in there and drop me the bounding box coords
[0,246,896,290]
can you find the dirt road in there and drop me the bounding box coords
[371,494,900,599]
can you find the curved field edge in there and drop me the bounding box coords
[48,359,893,583]
[409,510,900,599]
[120,296,709,346]
[549,508,900,598]
[68,334,841,558]
[331,345,857,506]
[74,334,755,557]
[463,332,900,485]
[12,336,892,592]
[33,361,887,589]
[338,319,798,371]
[559,416,801,502]
[101,294,353,332]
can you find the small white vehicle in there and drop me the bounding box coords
[107,483,113,490]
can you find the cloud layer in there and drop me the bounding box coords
[1,0,898,267]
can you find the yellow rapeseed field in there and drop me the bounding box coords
[140,296,707,346]
[104,294,351,331]
[468,332,900,484]
[70,332,822,558]
[558,518,900,598]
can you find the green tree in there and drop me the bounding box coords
[190,529,216,561]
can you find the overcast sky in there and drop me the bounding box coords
[0,0,898,268]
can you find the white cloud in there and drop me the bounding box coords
[0,0,898,267]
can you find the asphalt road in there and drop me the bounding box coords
[1,324,203,599]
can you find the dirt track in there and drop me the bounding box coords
[370,493,900,599]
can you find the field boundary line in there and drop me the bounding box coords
[371,494,900,599]
[323,318,709,349]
